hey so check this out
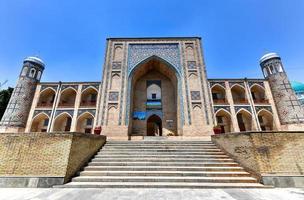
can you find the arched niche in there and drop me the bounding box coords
[231,85,248,104]
[59,88,77,108]
[30,113,49,132]
[110,73,121,90]
[236,109,253,132]
[113,46,123,61]
[211,85,227,104]
[37,88,56,108]
[147,114,162,136]
[76,112,94,133]
[107,106,118,126]
[251,85,268,104]
[215,109,233,133]
[80,87,98,107]
[258,109,275,131]
[53,113,72,132]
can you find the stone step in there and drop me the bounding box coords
[80,170,251,177]
[103,146,219,149]
[106,141,214,144]
[95,155,230,159]
[72,176,258,183]
[103,147,219,150]
[100,149,222,153]
[58,182,265,188]
[84,166,245,172]
[88,162,239,167]
[91,158,234,162]
[96,152,226,156]
[107,144,215,148]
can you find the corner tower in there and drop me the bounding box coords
[0,56,45,133]
[260,53,304,129]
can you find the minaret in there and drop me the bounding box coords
[260,53,304,128]
[0,56,45,133]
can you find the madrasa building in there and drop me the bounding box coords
[1,37,304,138]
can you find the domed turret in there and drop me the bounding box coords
[259,52,304,127]
[0,56,45,132]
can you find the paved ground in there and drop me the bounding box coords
[0,188,303,200]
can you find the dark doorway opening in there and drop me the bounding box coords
[147,114,162,136]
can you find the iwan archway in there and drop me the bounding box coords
[128,56,181,136]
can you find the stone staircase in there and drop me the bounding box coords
[60,140,265,188]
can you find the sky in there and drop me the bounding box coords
[1,0,304,88]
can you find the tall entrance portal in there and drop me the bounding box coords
[130,57,179,136]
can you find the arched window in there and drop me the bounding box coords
[21,67,28,76]
[263,68,268,77]
[29,68,36,78]
[37,71,42,80]
[147,83,161,100]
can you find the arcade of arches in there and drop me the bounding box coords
[130,58,179,136]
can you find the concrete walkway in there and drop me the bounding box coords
[0,188,303,200]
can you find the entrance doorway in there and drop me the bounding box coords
[147,115,162,136]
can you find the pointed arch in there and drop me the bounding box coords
[76,112,95,134]
[211,84,227,104]
[231,84,248,104]
[53,112,73,132]
[236,109,253,132]
[37,87,56,108]
[257,109,275,131]
[251,84,268,104]
[215,109,233,133]
[59,87,77,108]
[30,113,49,132]
[80,87,98,107]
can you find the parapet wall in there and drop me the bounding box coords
[0,132,106,187]
[212,131,304,187]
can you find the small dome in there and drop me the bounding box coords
[291,81,304,93]
[24,56,45,67]
[259,53,280,64]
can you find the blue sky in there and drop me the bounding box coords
[1,0,304,87]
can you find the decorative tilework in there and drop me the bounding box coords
[61,85,78,91]
[235,106,252,114]
[214,106,231,114]
[77,109,96,117]
[229,82,245,88]
[82,84,100,91]
[210,82,226,88]
[112,61,122,70]
[128,44,181,75]
[187,61,196,69]
[55,110,74,118]
[109,92,119,101]
[191,91,201,100]
[125,42,185,126]
[41,85,58,92]
[248,81,265,88]
[33,110,52,118]
[255,106,272,113]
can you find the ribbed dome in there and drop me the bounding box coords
[291,81,304,93]
[259,53,280,64]
[24,56,45,67]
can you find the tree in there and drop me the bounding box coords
[0,87,14,120]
